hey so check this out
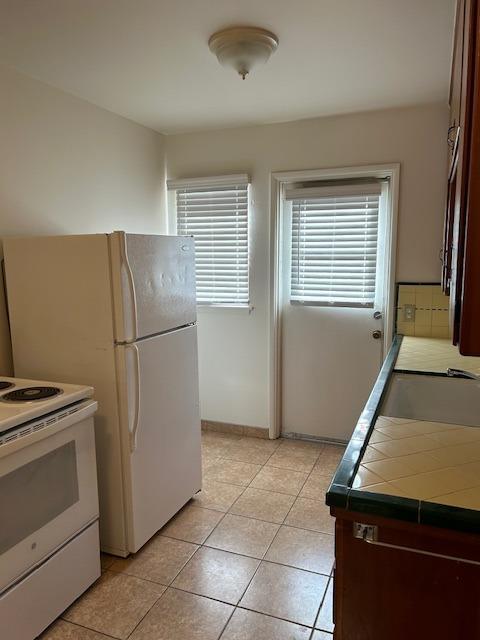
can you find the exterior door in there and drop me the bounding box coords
[282,306,383,440]
[280,181,390,441]
[116,325,202,553]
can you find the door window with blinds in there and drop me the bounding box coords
[168,175,250,306]
[286,181,384,307]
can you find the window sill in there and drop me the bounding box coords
[290,300,374,309]
[197,304,254,314]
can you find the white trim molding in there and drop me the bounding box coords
[269,163,400,439]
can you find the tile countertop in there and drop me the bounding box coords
[395,336,480,375]
[353,416,480,511]
[326,334,480,533]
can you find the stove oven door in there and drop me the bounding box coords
[0,401,99,593]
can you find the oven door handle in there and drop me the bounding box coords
[127,343,141,453]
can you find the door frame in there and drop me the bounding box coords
[268,163,400,439]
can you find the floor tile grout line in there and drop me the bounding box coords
[117,538,204,589]
[205,439,332,634]
[279,458,320,530]
[204,445,309,498]
[199,470,335,532]
[236,604,317,632]
[312,574,333,634]
[61,568,168,640]
[199,441,272,550]
[215,601,237,640]
[204,455,323,474]
[230,464,318,622]
[203,455,343,478]
[211,477,308,495]
[122,593,163,640]
[167,580,257,609]
[142,530,333,578]
[55,619,119,639]
[106,568,169,640]
[173,446,336,535]
[168,552,333,604]
[224,482,296,523]
[187,437,317,636]
[160,511,333,542]
[124,586,231,640]
[232,604,326,632]
[222,443,281,511]
[203,448,343,463]
[196,479,250,503]
[191,435,308,637]
[61,588,329,640]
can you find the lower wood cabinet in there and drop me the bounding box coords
[332,507,480,640]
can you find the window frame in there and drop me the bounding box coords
[287,182,386,309]
[167,174,251,309]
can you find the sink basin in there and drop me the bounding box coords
[381,372,480,427]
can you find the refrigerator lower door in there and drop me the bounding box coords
[116,325,202,554]
[109,232,197,343]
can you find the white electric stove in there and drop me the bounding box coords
[0,376,101,640]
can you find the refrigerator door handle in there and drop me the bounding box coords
[120,233,138,342]
[127,343,141,452]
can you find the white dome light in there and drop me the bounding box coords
[208,26,279,80]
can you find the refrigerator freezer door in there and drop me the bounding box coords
[110,232,197,343]
[116,325,202,553]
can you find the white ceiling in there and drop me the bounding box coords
[0,0,456,134]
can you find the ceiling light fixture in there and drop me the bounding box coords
[208,26,279,80]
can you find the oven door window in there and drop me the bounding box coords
[0,441,79,554]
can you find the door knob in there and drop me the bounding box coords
[372,330,382,340]
[373,311,382,320]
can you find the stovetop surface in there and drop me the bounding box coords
[0,376,93,433]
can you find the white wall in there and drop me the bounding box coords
[0,69,448,431]
[166,104,449,430]
[0,65,166,374]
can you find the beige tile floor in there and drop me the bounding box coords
[40,431,345,640]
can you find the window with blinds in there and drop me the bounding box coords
[288,183,382,307]
[174,178,249,305]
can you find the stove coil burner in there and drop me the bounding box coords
[2,386,62,402]
[0,381,14,391]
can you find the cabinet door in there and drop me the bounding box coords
[333,512,480,640]
[442,158,458,294]
[443,1,465,296]
[449,0,465,130]
[451,0,480,354]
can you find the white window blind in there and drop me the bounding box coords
[173,177,249,305]
[288,182,382,307]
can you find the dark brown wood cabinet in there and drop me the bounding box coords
[443,0,480,354]
[332,508,480,640]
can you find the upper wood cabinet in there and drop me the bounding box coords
[443,0,480,355]
[449,1,465,133]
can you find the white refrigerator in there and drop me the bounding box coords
[3,231,202,556]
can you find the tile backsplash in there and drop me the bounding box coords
[396,284,451,338]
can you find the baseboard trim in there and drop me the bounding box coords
[200,421,347,445]
[201,420,269,439]
[281,431,348,446]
